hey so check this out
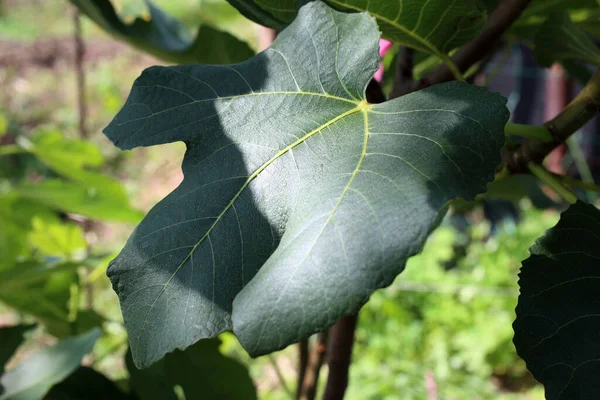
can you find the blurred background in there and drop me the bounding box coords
[2,0,597,399]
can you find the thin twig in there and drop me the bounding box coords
[299,333,328,400]
[528,162,578,204]
[297,339,310,399]
[323,315,358,400]
[418,0,532,91]
[268,354,294,399]
[73,7,88,138]
[566,135,597,201]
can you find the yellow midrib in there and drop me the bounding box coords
[250,105,372,353]
[134,101,367,342]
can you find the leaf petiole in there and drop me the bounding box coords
[505,123,553,142]
[528,162,578,204]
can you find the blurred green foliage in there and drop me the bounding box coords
[347,207,558,400]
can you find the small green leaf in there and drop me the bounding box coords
[28,129,104,170]
[15,180,143,223]
[534,12,600,67]
[0,325,35,374]
[20,130,142,220]
[0,263,103,338]
[127,339,256,400]
[0,329,100,400]
[28,215,87,260]
[0,194,55,270]
[70,0,254,64]
[513,201,600,399]
[106,2,507,367]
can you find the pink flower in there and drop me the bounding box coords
[374,39,393,82]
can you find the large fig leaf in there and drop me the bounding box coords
[106,1,508,367]
[513,201,600,400]
[228,0,485,72]
[70,0,254,64]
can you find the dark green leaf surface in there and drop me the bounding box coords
[231,0,485,69]
[0,325,35,374]
[106,2,507,367]
[513,201,600,400]
[534,12,600,67]
[44,367,131,400]
[127,339,256,400]
[70,0,254,64]
[0,329,100,400]
[226,0,286,29]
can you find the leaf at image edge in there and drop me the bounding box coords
[0,329,100,400]
[513,201,600,399]
[70,0,255,64]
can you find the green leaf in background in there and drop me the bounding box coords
[105,2,507,366]
[0,329,100,400]
[0,325,35,374]
[233,0,486,76]
[44,367,131,400]
[10,130,143,223]
[0,262,103,338]
[509,0,600,40]
[225,0,286,29]
[485,174,558,209]
[0,194,56,270]
[70,0,255,64]
[534,12,600,67]
[28,215,87,260]
[327,0,485,67]
[15,180,143,223]
[127,338,256,400]
[26,129,104,170]
[513,201,600,399]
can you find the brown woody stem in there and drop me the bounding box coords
[297,339,309,399]
[323,315,358,400]
[299,333,328,400]
[422,0,532,89]
[505,67,600,172]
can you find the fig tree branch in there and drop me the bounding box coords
[421,0,532,90]
[323,315,358,400]
[504,66,600,173]
[299,333,328,400]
